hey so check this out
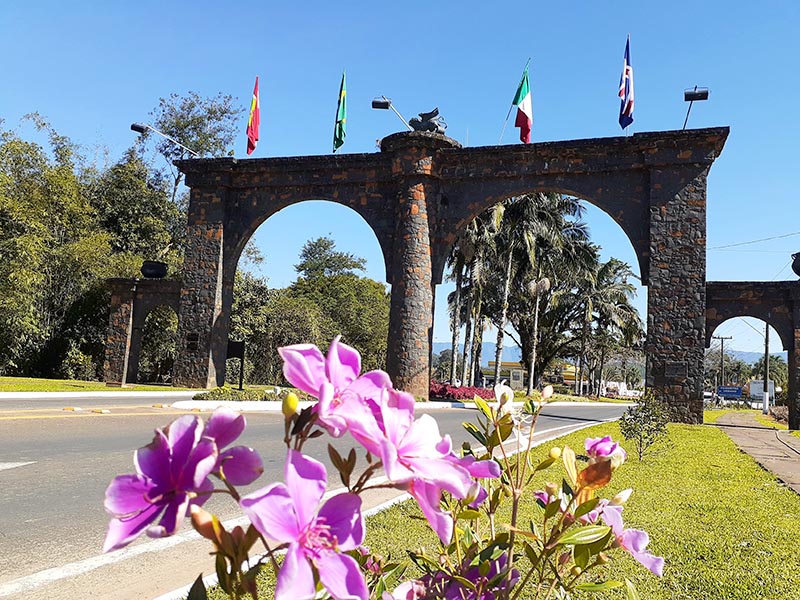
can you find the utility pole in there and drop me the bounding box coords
[713,336,733,387]
[763,325,770,415]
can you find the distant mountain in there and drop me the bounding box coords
[727,350,787,365]
[432,342,522,367]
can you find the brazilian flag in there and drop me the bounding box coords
[333,72,346,153]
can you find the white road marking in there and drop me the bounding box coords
[0,461,35,472]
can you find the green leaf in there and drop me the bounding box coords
[574,498,601,520]
[534,457,556,473]
[557,525,612,546]
[576,581,624,591]
[574,544,591,569]
[462,421,487,446]
[474,397,493,419]
[626,578,641,600]
[544,498,561,520]
[587,530,614,555]
[215,554,231,593]
[186,574,208,600]
[458,509,481,520]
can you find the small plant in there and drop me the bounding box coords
[619,391,670,460]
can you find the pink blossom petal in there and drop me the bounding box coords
[178,437,218,489]
[104,474,156,516]
[318,493,364,551]
[240,482,300,543]
[204,407,245,448]
[350,370,394,403]
[278,344,326,396]
[601,504,624,533]
[315,550,369,600]
[275,544,316,600]
[403,456,471,498]
[103,501,162,552]
[409,480,452,544]
[325,336,361,391]
[285,450,326,527]
[622,529,664,576]
[147,491,191,538]
[134,431,171,482]
[166,416,203,475]
[316,382,350,437]
[218,446,264,485]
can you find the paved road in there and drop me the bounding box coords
[0,398,627,599]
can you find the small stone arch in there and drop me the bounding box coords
[706,281,800,427]
[103,278,181,385]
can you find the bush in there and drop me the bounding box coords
[58,346,98,381]
[619,391,670,460]
[193,386,313,402]
[429,381,494,401]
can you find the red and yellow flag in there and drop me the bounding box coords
[246,77,260,155]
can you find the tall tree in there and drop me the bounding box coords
[146,91,244,202]
[294,236,366,279]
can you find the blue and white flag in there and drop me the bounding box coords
[618,35,634,130]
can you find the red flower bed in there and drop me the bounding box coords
[429,381,495,401]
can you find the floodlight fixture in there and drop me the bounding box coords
[371,96,413,131]
[130,122,200,157]
[682,86,710,130]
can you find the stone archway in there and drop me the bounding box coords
[112,127,729,423]
[706,281,800,428]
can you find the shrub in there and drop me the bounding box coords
[429,380,494,401]
[58,346,98,381]
[193,386,313,402]
[619,391,670,460]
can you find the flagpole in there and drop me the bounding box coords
[499,58,531,144]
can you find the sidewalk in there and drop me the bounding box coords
[713,410,800,494]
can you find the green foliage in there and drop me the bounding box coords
[293,236,366,279]
[193,385,313,403]
[138,306,178,383]
[619,392,670,460]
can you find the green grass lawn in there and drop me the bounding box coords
[204,418,800,599]
[0,376,194,393]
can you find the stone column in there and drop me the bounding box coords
[646,166,709,423]
[789,290,800,430]
[103,279,137,385]
[173,181,229,388]
[381,132,460,398]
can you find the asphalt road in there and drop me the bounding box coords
[0,398,628,599]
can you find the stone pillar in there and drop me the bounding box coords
[646,166,709,423]
[173,181,229,388]
[789,290,800,430]
[381,132,460,398]
[103,279,137,385]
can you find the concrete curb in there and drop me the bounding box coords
[169,399,633,412]
[0,390,199,400]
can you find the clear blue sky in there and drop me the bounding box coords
[4,1,798,355]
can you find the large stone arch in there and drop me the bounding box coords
[706,281,800,428]
[151,127,728,423]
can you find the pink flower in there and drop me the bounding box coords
[241,450,368,600]
[601,504,664,576]
[103,415,217,552]
[204,407,264,485]
[279,336,393,437]
[585,435,626,468]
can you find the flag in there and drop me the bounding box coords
[333,71,347,153]
[512,65,533,143]
[247,76,260,155]
[618,36,634,130]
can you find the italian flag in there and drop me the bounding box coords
[512,66,533,144]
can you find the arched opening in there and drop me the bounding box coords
[138,305,178,384]
[435,190,645,399]
[225,200,390,387]
[706,316,788,407]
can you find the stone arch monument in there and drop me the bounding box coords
[104,127,729,423]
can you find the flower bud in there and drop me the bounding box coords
[597,552,609,564]
[611,488,633,506]
[570,566,582,577]
[541,385,554,400]
[545,481,559,498]
[559,552,571,565]
[282,392,300,418]
[190,505,216,542]
[464,482,482,505]
[548,446,562,460]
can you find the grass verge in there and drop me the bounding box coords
[0,376,193,393]
[205,419,800,599]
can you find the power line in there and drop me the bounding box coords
[708,230,800,250]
